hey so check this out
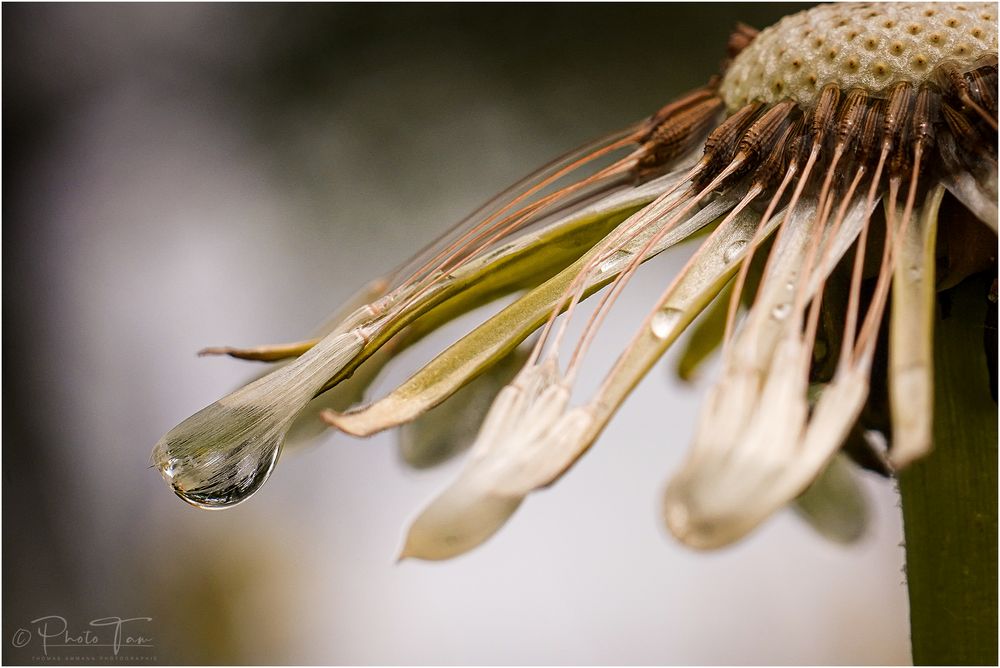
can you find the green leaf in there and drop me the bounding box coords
[899,272,998,666]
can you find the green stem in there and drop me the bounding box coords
[899,274,998,666]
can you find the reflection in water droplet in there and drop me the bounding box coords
[722,239,748,263]
[171,445,281,510]
[152,399,287,509]
[771,302,791,321]
[650,307,683,339]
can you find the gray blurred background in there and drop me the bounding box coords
[4,3,911,664]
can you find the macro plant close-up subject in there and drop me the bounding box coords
[3,2,996,665]
[152,1,998,662]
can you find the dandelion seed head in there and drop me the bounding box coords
[722,3,998,110]
[153,3,998,559]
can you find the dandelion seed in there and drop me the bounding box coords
[153,3,997,558]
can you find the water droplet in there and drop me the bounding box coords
[173,448,280,510]
[771,302,791,321]
[723,239,748,263]
[782,269,799,293]
[151,329,367,509]
[597,250,632,276]
[152,399,287,509]
[650,307,682,339]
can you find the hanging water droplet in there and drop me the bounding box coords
[151,329,367,509]
[722,239,748,263]
[771,302,791,321]
[152,399,287,509]
[650,307,683,339]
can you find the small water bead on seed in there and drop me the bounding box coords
[771,302,792,321]
[597,250,633,276]
[722,239,749,264]
[650,307,683,339]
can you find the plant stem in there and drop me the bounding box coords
[899,274,998,666]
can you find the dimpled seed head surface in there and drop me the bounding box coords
[721,3,999,111]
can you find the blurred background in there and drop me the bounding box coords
[4,3,911,664]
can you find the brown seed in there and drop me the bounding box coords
[882,81,914,149]
[836,88,869,147]
[736,100,798,164]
